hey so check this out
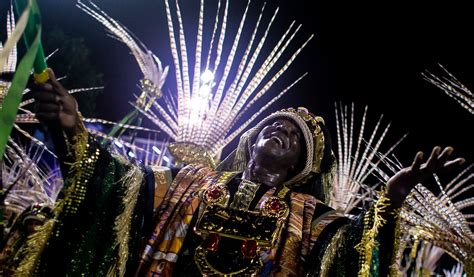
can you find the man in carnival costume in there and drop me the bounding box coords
[16,68,465,276]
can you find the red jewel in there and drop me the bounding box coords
[205,233,221,252]
[207,187,221,199]
[269,199,282,212]
[241,240,257,258]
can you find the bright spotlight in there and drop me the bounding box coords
[199,84,212,96]
[201,69,214,83]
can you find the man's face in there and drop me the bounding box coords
[253,119,303,168]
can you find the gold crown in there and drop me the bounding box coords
[281,107,326,173]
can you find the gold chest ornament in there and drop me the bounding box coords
[194,182,289,276]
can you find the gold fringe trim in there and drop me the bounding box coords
[320,224,348,277]
[410,239,419,260]
[72,129,88,158]
[15,130,91,276]
[65,113,88,159]
[389,209,402,277]
[14,215,56,275]
[107,164,144,277]
[465,260,474,277]
[355,193,390,277]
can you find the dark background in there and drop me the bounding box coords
[2,0,473,165]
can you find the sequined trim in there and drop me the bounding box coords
[15,132,99,276]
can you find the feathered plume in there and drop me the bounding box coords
[422,64,474,114]
[399,241,446,276]
[2,142,62,218]
[0,5,156,156]
[110,134,170,167]
[376,154,474,274]
[79,0,313,166]
[76,0,169,111]
[1,6,18,105]
[331,103,407,214]
[0,6,17,78]
[401,167,474,271]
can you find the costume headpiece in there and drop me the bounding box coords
[218,107,336,202]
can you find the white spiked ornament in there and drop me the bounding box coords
[0,6,151,157]
[422,64,474,114]
[331,103,407,214]
[375,155,474,274]
[79,0,313,166]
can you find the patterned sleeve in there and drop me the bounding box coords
[305,196,401,277]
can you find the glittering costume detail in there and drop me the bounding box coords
[107,162,144,277]
[64,130,98,216]
[150,165,172,210]
[168,142,216,168]
[389,209,402,277]
[11,131,163,275]
[14,129,98,276]
[229,179,261,210]
[319,225,348,277]
[356,193,390,277]
[202,183,230,206]
[193,185,290,276]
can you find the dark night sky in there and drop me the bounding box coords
[1,0,473,164]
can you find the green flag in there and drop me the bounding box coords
[0,0,45,159]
